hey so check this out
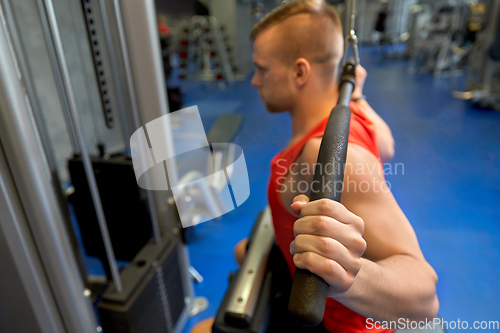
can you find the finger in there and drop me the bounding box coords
[293,215,345,238]
[293,194,310,204]
[299,199,362,231]
[293,251,352,292]
[290,234,357,273]
[356,64,367,77]
[293,216,367,256]
[360,65,367,77]
[290,194,310,215]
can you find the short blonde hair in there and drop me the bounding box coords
[250,0,342,41]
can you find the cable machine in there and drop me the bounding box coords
[0,0,203,332]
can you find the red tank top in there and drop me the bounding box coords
[267,102,393,333]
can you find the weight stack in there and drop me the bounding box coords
[68,154,152,262]
[98,236,187,333]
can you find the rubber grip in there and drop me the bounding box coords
[288,268,329,326]
[288,76,354,326]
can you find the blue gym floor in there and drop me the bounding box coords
[177,46,500,332]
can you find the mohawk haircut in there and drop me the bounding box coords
[250,0,344,81]
[250,0,342,41]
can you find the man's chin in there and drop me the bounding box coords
[264,102,286,113]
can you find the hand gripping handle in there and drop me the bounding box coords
[288,61,356,327]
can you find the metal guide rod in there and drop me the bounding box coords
[42,0,122,292]
[67,0,103,144]
[1,0,56,174]
[99,0,131,147]
[112,0,162,245]
[348,0,356,33]
[34,0,79,153]
[358,0,366,46]
[112,0,141,130]
[342,0,360,67]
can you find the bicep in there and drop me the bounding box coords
[341,145,423,261]
[298,139,420,261]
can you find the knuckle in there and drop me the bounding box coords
[352,216,364,232]
[294,234,305,247]
[323,259,338,277]
[320,237,334,254]
[301,252,314,267]
[313,216,328,234]
[358,216,365,230]
[319,200,333,215]
[359,237,367,253]
[352,235,367,254]
[348,256,362,276]
[353,258,362,274]
[293,220,301,236]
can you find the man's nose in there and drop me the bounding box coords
[251,71,259,87]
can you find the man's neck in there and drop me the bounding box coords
[289,87,339,141]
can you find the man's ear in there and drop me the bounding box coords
[293,58,311,87]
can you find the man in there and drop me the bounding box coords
[192,1,438,332]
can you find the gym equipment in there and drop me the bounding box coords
[408,1,474,78]
[168,87,184,113]
[406,4,434,60]
[0,0,202,331]
[214,208,320,333]
[0,1,98,331]
[98,236,188,333]
[206,113,244,192]
[214,208,275,332]
[61,2,193,329]
[80,0,114,128]
[162,107,246,229]
[452,0,500,109]
[376,0,418,58]
[207,114,244,145]
[178,16,235,88]
[68,154,152,268]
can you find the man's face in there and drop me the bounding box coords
[251,27,295,113]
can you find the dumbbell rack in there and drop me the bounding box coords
[178,16,235,88]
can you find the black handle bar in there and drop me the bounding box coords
[288,60,357,327]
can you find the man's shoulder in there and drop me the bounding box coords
[298,137,379,170]
[298,137,384,194]
[298,137,322,167]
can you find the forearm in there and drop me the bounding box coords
[334,254,439,322]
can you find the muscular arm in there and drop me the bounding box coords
[354,99,395,162]
[351,65,395,162]
[290,139,438,322]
